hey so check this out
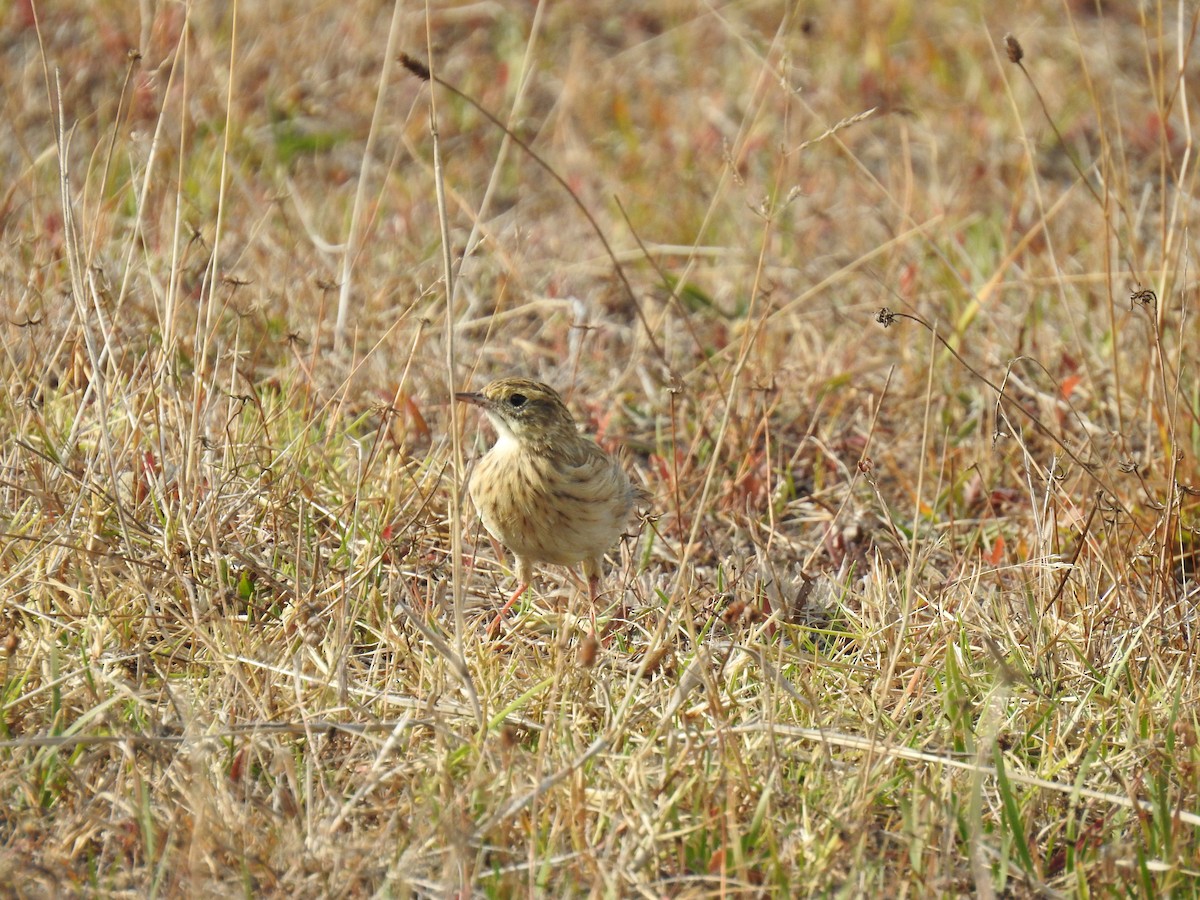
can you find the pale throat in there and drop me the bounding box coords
[484,413,523,454]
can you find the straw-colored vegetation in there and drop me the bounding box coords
[2,1,1198,895]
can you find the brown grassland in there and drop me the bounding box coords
[2,0,1199,896]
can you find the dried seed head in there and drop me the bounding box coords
[1004,34,1024,64]
[1130,287,1157,309]
[400,53,431,81]
[578,633,599,668]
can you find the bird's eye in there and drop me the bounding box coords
[508,393,527,408]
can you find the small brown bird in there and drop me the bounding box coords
[456,377,639,635]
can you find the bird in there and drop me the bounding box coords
[456,377,640,636]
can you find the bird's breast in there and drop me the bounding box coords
[467,445,632,567]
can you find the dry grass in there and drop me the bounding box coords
[2,1,1199,896]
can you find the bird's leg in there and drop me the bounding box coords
[586,572,600,637]
[606,576,629,624]
[487,557,534,638]
[486,580,528,638]
[584,558,627,642]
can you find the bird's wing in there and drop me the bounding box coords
[553,442,630,503]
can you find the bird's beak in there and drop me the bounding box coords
[455,391,485,406]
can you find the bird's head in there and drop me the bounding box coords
[456,378,581,452]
